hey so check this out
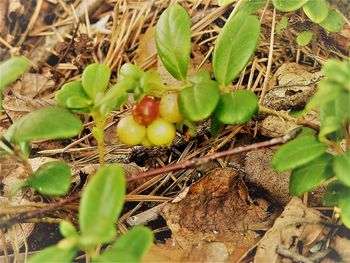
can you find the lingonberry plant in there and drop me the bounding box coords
[272,59,350,227]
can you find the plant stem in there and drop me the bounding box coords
[92,111,106,167]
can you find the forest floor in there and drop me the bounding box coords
[0,0,350,262]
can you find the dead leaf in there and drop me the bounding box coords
[135,26,157,69]
[251,197,330,263]
[161,168,278,250]
[12,73,55,98]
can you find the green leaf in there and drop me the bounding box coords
[272,0,309,12]
[236,0,267,15]
[272,137,327,172]
[290,154,333,196]
[320,10,344,33]
[218,0,234,6]
[323,59,350,87]
[9,107,82,143]
[0,56,29,90]
[28,245,77,263]
[213,15,260,85]
[100,226,153,262]
[179,78,220,121]
[139,70,165,95]
[55,81,92,112]
[60,221,78,238]
[79,164,125,245]
[119,63,144,83]
[319,116,343,139]
[302,0,328,23]
[276,16,288,35]
[306,80,345,111]
[339,195,350,228]
[24,161,71,196]
[156,4,191,80]
[82,63,111,99]
[323,181,350,206]
[334,150,350,187]
[296,31,313,46]
[95,248,138,263]
[214,90,258,124]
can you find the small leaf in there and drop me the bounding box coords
[320,10,344,33]
[25,161,72,196]
[119,63,144,82]
[236,0,267,15]
[334,150,350,187]
[95,249,138,263]
[139,70,165,94]
[296,31,313,46]
[79,164,125,245]
[0,56,29,90]
[290,154,333,196]
[218,0,234,6]
[339,195,350,228]
[276,16,288,35]
[9,107,82,143]
[98,226,153,262]
[28,245,77,263]
[82,63,110,99]
[60,221,78,238]
[324,181,350,206]
[272,137,327,172]
[213,15,260,85]
[319,116,343,139]
[272,0,309,12]
[214,90,258,124]
[323,59,350,87]
[156,4,191,80]
[303,0,329,23]
[55,82,92,112]
[179,78,220,121]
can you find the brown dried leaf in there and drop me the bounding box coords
[12,73,55,98]
[135,26,157,69]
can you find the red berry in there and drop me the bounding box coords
[132,96,159,125]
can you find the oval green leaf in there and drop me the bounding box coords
[179,79,220,121]
[79,164,125,245]
[323,181,350,206]
[272,136,327,172]
[0,56,29,90]
[55,81,92,112]
[28,245,77,263]
[296,31,313,46]
[214,90,258,124]
[25,161,71,196]
[213,15,260,85]
[303,0,328,23]
[60,221,78,238]
[334,150,350,187]
[99,226,153,262]
[320,10,344,33]
[10,107,82,143]
[289,153,333,196]
[236,0,267,15]
[156,4,191,81]
[323,59,350,86]
[272,0,309,12]
[82,63,110,99]
[119,63,144,82]
[339,195,350,228]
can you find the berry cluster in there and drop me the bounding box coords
[116,92,183,146]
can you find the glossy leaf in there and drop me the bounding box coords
[296,31,313,46]
[334,150,350,187]
[97,226,153,262]
[119,63,144,82]
[272,137,327,172]
[213,15,260,85]
[236,0,266,15]
[320,10,344,33]
[9,107,82,143]
[302,0,328,23]
[25,161,71,196]
[156,4,191,80]
[290,154,333,196]
[28,245,77,263]
[60,221,78,238]
[272,0,309,12]
[139,70,165,94]
[179,78,220,121]
[79,164,125,245]
[55,82,92,112]
[82,63,110,99]
[324,181,350,206]
[214,90,258,124]
[339,195,350,228]
[0,56,29,90]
